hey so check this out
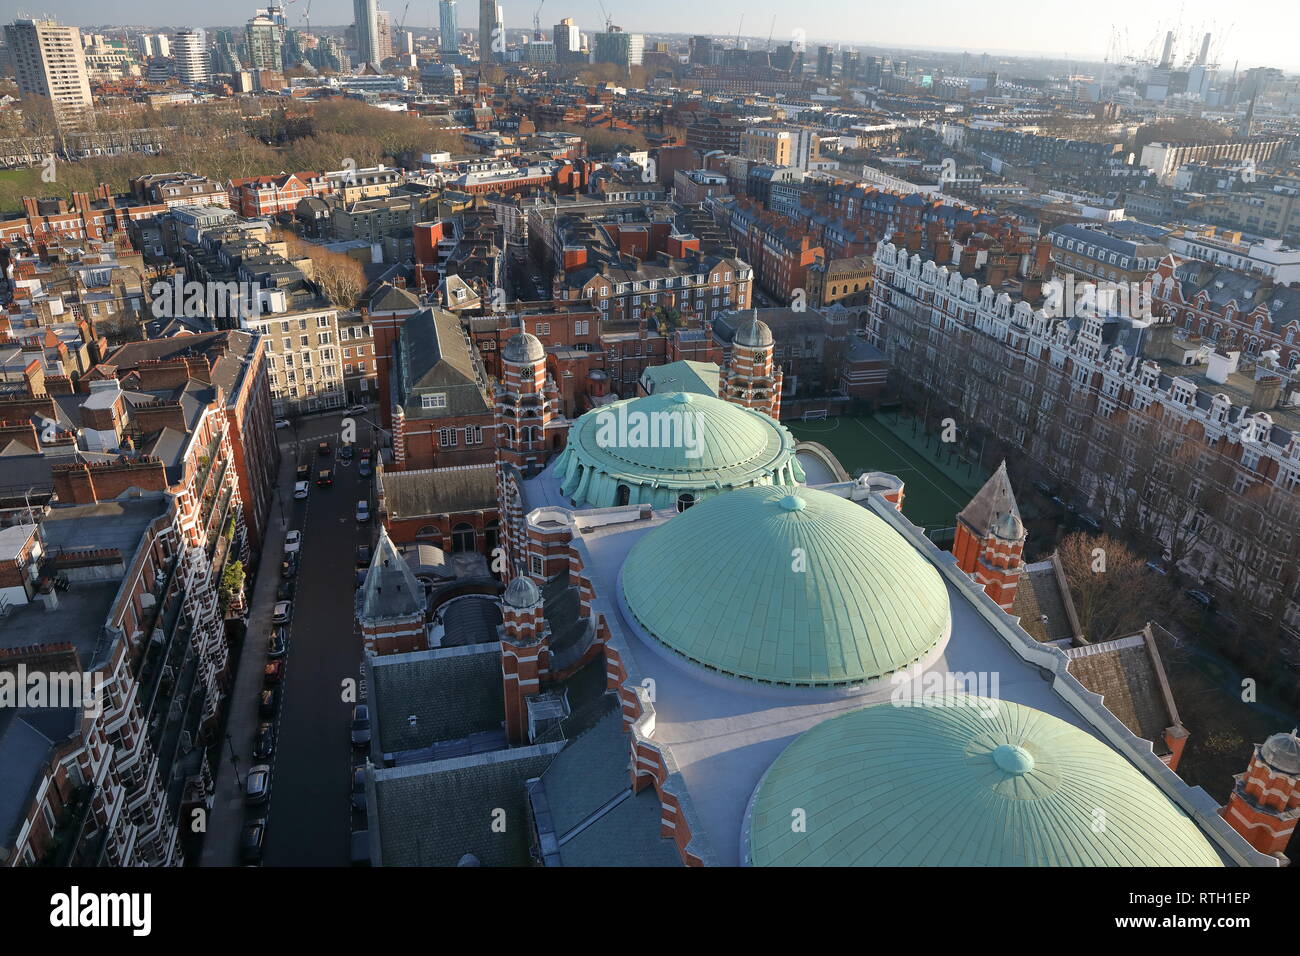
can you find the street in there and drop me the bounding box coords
[202,409,378,867]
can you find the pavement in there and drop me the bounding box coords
[200,409,380,867]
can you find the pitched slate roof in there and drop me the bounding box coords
[381,464,497,519]
[1064,628,1182,758]
[397,307,490,419]
[1011,558,1080,645]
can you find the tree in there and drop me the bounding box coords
[1056,531,1173,642]
[274,230,367,308]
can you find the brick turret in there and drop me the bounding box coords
[952,461,1027,611]
[1222,729,1300,859]
[722,311,782,420]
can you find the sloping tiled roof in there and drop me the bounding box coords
[1064,629,1181,757]
[398,307,490,418]
[1011,560,1077,644]
[382,464,497,519]
[369,644,504,752]
[373,744,561,866]
[531,704,681,867]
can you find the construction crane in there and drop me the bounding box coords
[597,0,612,33]
[532,0,546,41]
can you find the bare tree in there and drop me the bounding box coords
[1057,531,1173,642]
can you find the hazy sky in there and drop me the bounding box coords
[10,0,1297,72]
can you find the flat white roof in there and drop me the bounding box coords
[554,480,1264,867]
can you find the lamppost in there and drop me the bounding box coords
[225,733,244,792]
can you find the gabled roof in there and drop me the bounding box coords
[364,281,421,314]
[397,307,490,418]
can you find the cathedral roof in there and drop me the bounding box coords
[621,485,951,686]
[553,391,803,510]
[744,698,1224,866]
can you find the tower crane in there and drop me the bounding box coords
[533,0,546,41]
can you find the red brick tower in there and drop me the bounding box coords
[723,311,783,420]
[495,328,567,478]
[952,461,1027,611]
[357,526,427,655]
[1222,729,1300,858]
[499,573,549,743]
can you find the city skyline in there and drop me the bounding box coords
[11,1,1299,73]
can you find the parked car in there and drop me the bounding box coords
[272,600,292,624]
[358,459,372,478]
[1075,514,1102,534]
[275,580,294,602]
[293,481,309,499]
[283,530,302,554]
[264,660,285,686]
[1032,480,1057,497]
[245,765,272,805]
[318,441,331,456]
[280,554,298,580]
[274,419,291,430]
[316,469,333,487]
[350,705,371,747]
[359,447,372,460]
[259,688,280,718]
[241,820,266,864]
[267,628,287,658]
[355,499,370,523]
[253,722,276,760]
[1184,588,1215,609]
[351,766,367,813]
[347,404,368,417]
[1145,561,1169,576]
[356,544,371,568]
[296,464,311,481]
[340,444,354,461]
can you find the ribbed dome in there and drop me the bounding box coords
[621,485,950,686]
[735,313,774,348]
[502,330,545,364]
[503,575,540,609]
[1261,730,1300,775]
[745,698,1225,866]
[553,391,804,509]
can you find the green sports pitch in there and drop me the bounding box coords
[789,413,986,535]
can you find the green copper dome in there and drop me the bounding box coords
[745,698,1225,867]
[553,391,803,510]
[621,485,951,686]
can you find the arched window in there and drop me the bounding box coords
[415,524,438,538]
[451,523,475,553]
[676,493,695,512]
[615,484,630,506]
